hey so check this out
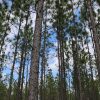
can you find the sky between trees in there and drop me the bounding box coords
[0,0,100,100]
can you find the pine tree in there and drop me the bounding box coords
[29,0,44,100]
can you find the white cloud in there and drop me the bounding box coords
[49,56,58,70]
[0,0,2,3]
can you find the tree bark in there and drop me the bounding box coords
[17,46,24,100]
[70,0,82,100]
[28,0,44,100]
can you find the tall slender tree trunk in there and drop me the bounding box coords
[25,59,29,100]
[29,0,44,100]
[20,8,30,100]
[87,0,100,78]
[40,3,47,100]
[8,15,22,100]
[70,0,82,99]
[20,47,27,100]
[40,21,46,100]
[86,35,95,100]
[72,38,81,100]
[55,1,67,100]
[17,44,25,100]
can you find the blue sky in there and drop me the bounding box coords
[1,0,96,84]
[1,0,59,80]
[0,0,12,10]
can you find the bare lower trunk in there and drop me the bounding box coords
[25,60,29,100]
[70,0,82,99]
[28,0,44,100]
[17,47,24,100]
[40,4,47,100]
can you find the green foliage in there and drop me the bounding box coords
[0,0,100,100]
[0,82,7,100]
[96,0,100,6]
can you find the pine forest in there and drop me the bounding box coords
[0,0,100,100]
